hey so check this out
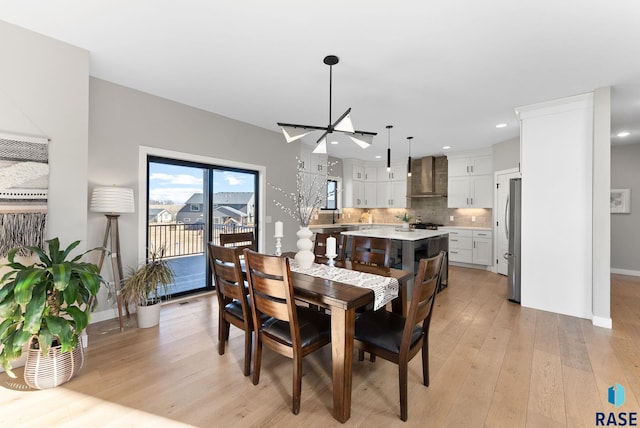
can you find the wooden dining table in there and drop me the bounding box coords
[284,256,413,423]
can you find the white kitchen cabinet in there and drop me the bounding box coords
[377,164,406,181]
[447,175,493,208]
[376,180,407,208]
[447,149,493,208]
[363,182,377,207]
[472,230,492,265]
[447,154,492,176]
[375,163,408,208]
[440,228,493,266]
[364,166,377,182]
[299,144,328,174]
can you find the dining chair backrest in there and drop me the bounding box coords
[349,236,392,274]
[243,249,299,346]
[404,251,444,345]
[208,242,253,376]
[219,231,257,252]
[313,233,347,261]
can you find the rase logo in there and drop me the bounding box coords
[596,383,637,426]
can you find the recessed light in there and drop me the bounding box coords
[617,131,631,137]
[442,146,451,150]
[330,140,339,145]
[375,155,382,159]
[496,123,507,128]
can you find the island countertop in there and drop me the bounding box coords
[341,227,447,241]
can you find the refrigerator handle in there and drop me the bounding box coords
[504,193,510,240]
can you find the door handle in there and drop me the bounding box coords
[504,193,510,240]
[504,252,511,260]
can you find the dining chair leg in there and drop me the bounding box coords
[358,350,365,361]
[399,362,409,422]
[218,315,229,355]
[243,331,252,377]
[422,337,430,387]
[252,335,263,386]
[292,354,303,415]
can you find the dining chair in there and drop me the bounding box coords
[208,243,254,376]
[219,231,257,252]
[354,251,445,421]
[313,232,347,263]
[243,249,331,415]
[349,236,392,275]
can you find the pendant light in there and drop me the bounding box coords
[406,136,413,177]
[386,125,393,172]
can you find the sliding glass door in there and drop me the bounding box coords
[147,156,259,297]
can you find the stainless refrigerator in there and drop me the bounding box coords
[506,178,521,303]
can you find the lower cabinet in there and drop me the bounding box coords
[441,228,492,266]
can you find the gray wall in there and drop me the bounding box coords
[88,78,299,320]
[611,143,640,272]
[493,137,520,172]
[0,21,89,251]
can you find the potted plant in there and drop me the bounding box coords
[396,212,413,229]
[122,246,175,328]
[0,238,104,388]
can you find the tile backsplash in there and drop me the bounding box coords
[312,202,492,228]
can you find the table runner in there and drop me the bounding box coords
[289,260,399,310]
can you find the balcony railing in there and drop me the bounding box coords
[148,223,255,257]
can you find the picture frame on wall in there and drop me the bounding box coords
[611,189,631,214]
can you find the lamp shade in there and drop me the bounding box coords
[90,187,135,214]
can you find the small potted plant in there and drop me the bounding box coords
[122,246,175,328]
[0,238,104,388]
[395,212,413,229]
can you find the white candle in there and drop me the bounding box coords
[326,236,336,256]
[275,221,283,237]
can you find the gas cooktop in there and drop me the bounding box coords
[409,222,443,230]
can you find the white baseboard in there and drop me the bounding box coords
[449,261,494,272]
[610,268,640,277]
[592,315,612,329]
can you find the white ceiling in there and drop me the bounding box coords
[2,0,639,160]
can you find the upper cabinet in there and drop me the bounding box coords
[447,154,493,176]
[342,159,407,208]
[447,149,493,208]
[299,144,328,175]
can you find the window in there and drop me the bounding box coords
[321,176,341,212]
[190,204,199,211]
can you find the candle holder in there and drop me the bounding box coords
[274,235,283,256]
[325,253,337,268]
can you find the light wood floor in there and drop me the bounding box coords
[2,267,640,427]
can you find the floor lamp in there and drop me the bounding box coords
[90,187,135,331]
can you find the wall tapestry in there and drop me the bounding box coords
[0,132,49,257]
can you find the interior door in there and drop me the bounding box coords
[495,170,521,275]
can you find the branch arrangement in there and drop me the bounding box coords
[269,158,338,227]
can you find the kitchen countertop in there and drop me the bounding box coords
[341,227,447,241]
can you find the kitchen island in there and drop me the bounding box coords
[341,227,448,293]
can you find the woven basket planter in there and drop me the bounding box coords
[23,336,85,390]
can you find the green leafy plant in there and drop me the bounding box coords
[122,246,175,307]
[0,238,104,377]
[395,212,412,223]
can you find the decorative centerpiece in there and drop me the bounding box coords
[271,158,336,268]
[396,212,413,230]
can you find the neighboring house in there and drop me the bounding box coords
[149,204,181,223]
[148,208,172,223]
[176,192,255,225]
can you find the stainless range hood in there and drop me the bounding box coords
[408,156,447,197]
